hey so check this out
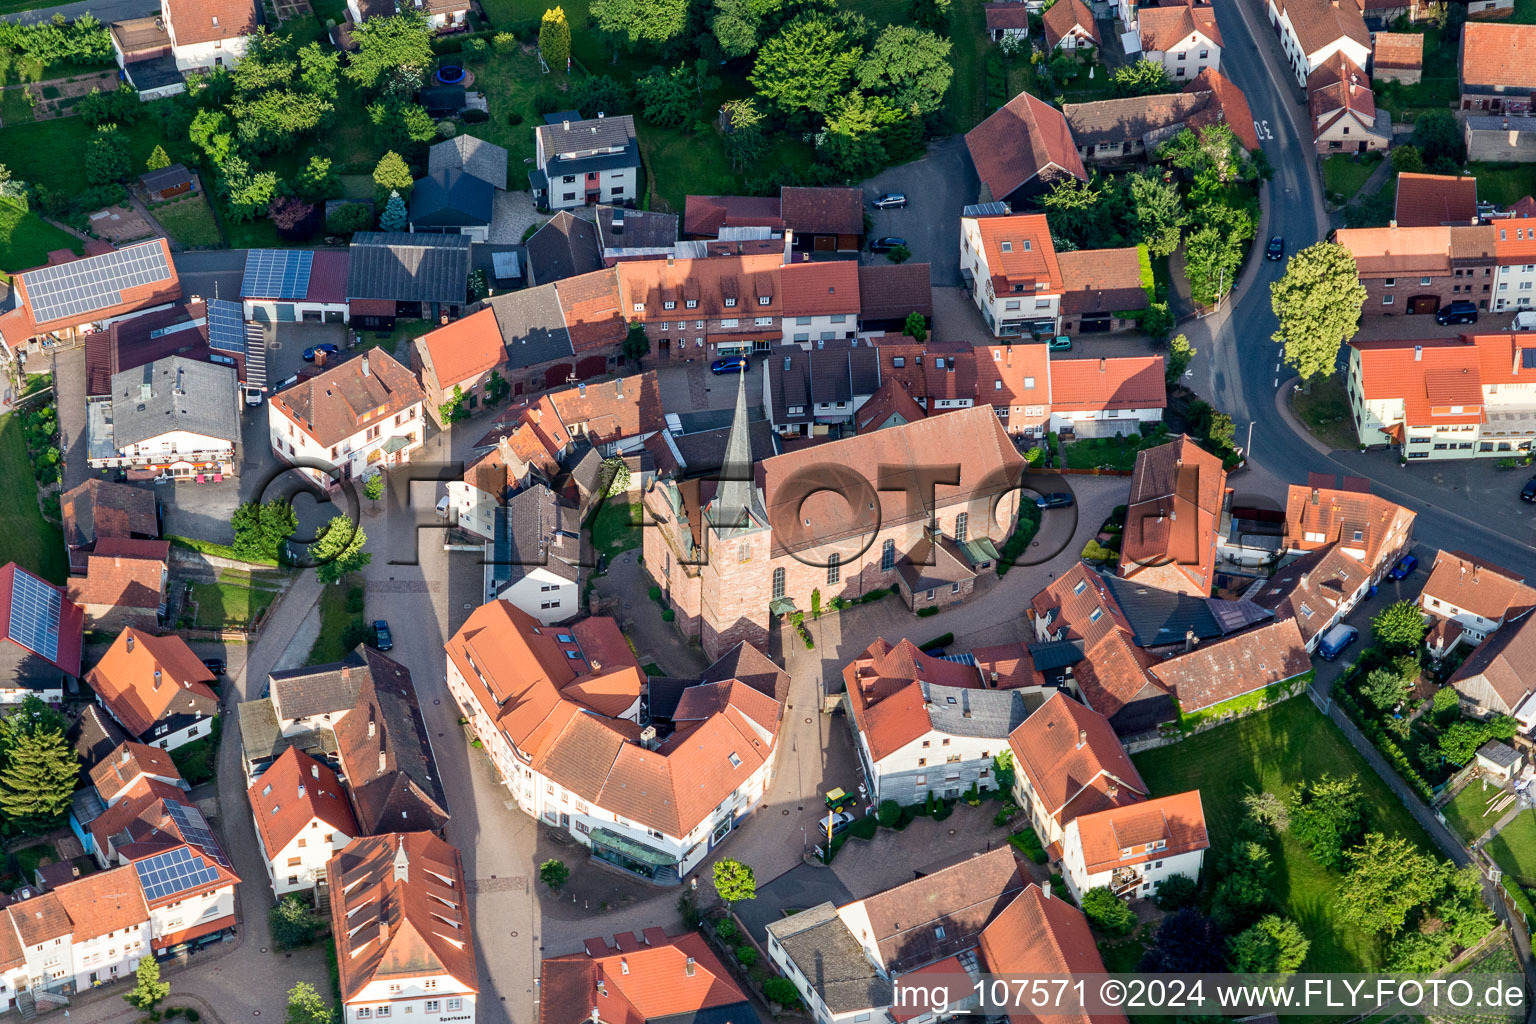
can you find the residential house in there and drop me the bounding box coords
[484,484,588,622]
[1119,435,1227,596]
[1450,614,1536,727]
[1007,691,1149,853]
[1459,23,1536,113]
[1057,247,1152,334]
[65,537,169,632]
[985,2,1032,41]
[0,240,180,353]
[1308,52,1391,154]
[965,90,1087,205]
[525,212,603,285]
[347,0,466,31]
[446,601,787,881]
[85,629,218,751]
[876,340,979,415]
[1396,173,1480,227]
[843,637,1047,805]
[477,285,581,396]
[140,164,193,201]
[1254,543,1372,650]
[89,742,188,808]
[1373,30,1423,83]
[852,378,926,435]
[346,232,471,329]
[1347,333,1536,456]
[87,356,238,478]
[681,195,783,238]
[762,338,880,436]
[1466,115,1536,162]
[778,260,862,347]
[0,563,83,704]
[540,931,760,1024]
[532,114,640,210]
[0,866,154,1002]
[1042,0,1100,49]
[975,341,1052,437]
[1266,0,1371,88]
[858,263,934,334]
[1493,218,1536,310]
[1334,224,1497,315]
[1065,71,1261,165]
[268,349,426,488]
[595,205,679,263]
[427,135,508,191]
[1283,479,1416,578]
[83,300,256,402]
[328,832,478,1024]
[1049,356,1167,436]
[412,308,510,427]
[644,391,1024,658]
[780,186,863,253]
[1059,791,1209,901]
[109,0,257,98]
[409,169,494,244]
[241,249,351,324]
[1418,550,1535,651]
[247,746,358,898]
[68,705,133,773]
[619,252,791,363]
[1146,617,1313,713]
[59,479,158,575]
[960,211,1063,337]
[1137,4,1222,79]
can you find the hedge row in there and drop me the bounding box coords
[1334,680,1436,801]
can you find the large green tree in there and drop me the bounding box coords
[1411,109,1464,171]
[372,150,414,206]
[750,14,863,116]
[713,858,757,906]
[285,983,332,1024]
[820,91,909,177]
[1112,58,1172,97]
[539,6,571,70]
[1373,600,1428,653]
[636,64,694,128]
[295,155,342,204]
[623,321,651,367]
[710,0,782,57]
[218,156,280,223]
[1081,887,1136,936]
[1228,915,1310,973]
[1130,172,1187,259]
[125,956,169,1013]
[1337,834,1445,936]
[855,24,952,119]
[270,895,324,948]
[85,124,131,185]
[590,0,689,48]
[1184,224,1245,306]
[312,515,370,585]
[1270,241,1366,383]
[1361,666,1413,713]
[1289,773,1365,870]
[232,497,297,563]
[345,12,435,95]
[368,98,437,153]
[0,728,76,829]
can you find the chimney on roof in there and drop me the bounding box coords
[120,746,132,764]
[341,667,351,681]
[563,121,571,131]
[153,669,162,691]
[1077,728,1087,749]
[1415,345,1423,362]
[378,751,387,775]
[126,634,135,653]
[1107,782,1119,799]
[615,378,623,399]
[368,720,376,739]
[362,356,370,377]
[1185,627,1197,654]
[620,958,629,975]
[312,764,320,780]
[1042,882,1053,899]
[685,957,696,977]
[1310,487,1319,505]
[1389,219,1398,229]
[590,1010,600,1024]
[990,670,999,688]
[1099,357,1107,373]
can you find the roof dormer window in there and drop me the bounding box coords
[1000,241,1012,252]
[686,299,698,309]
[724,297,736,307]
[633,303,644,312]
[663,300,675,310]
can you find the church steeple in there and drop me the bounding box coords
[710,370,754,531]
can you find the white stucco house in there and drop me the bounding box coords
[960,212,1064,338]
[532,114,640,210]
[248,747,359,899]
[1059,791,1209,901]
[88,356,239,479]
[1266,0,1371,88]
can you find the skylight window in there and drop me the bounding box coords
[728,752,742,768]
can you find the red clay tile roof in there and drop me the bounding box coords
[540,931,750,1024]
[1148,617,1311,710]
[84,628,217,737]
[843,637,986,761]
[1335,224,1455,274]
[858,263,934,320]
[974,214,1064,293]
[328,832,478,999]
[9,892,73,946]
[972,641,1046,689]
[1139,4,1221,52]
[553,267,627,352]
[1058,247,1150,315]
[1396,173,1479,227]
[854,847,1028,970]
[1450,612,1536,712]
[1461,22,1536,91]
[986,3,1032,30]
[979,885,1126,1024]
[1421,549,1536,623]
[86,776,195,855]
[1049,356,1167,412]
[681,195,783,236]
[248,746,358,859]
[66,543,167,611]
[1284,483,1416,573]
[618,253,783,323]
[1254,543,1370,644]
[780,260,861,316]
[1495,219,1536,263]
[418,307,508,390]
[1031,563,1133,648]
[965,92,1088,201]
[546,371,664,448]
[269,349,425,448]
[1184,69,1261,152]
[1373,30,1423,69]
[1007,692,1147,824]
[1345,333,1536,428]
[1118,435,1226,594]
[166,0,256,44]
[1043,0,1101,48]
[1277,0,1369,58]
[90,741,184,802]
[53,865,151,942]
[1069,790,1208,873]
[1074,629,1165,721]
[11,239,180,337]
[781,186,863,236]
[855,377,927,433]
[60,478,158,554]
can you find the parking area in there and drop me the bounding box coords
[860,136,974,287]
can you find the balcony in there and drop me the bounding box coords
[1111,867,1142,896]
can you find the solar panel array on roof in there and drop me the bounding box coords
[23,243,173,325]
[242,250,314,300]
[133,846,222,901]
[165,801,231,867]
[7,567,60,663]
[207,298,246,355]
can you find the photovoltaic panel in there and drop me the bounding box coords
[165,801,231,867]
[207,299,246,355]
[22,242,173,326]
[241,250,314,300]
[6,567,60,663]
[133,846,223,902]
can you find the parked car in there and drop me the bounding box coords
[872,193,907,209]
[1514,311,1536,332]
[201,658,225,675]
[303,343,339,362]
[1523,477,1536,502]
[820,809,858,837]
[436,494,452,518]
[1387,553,1419,580]
[1036,492,1074,509]
[1435,301,1478,326]
[710,356,749,375]
[1266,236,1285,261]
[1317,623,1358,661]
[373,620,393,651]
[870,236,907,253]
[1048,335,1072,351]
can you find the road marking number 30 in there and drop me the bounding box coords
[1253,119,1275,141]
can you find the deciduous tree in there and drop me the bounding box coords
[539,6,570,70]
[1337,834,1444,936]
[1289,773,1365,870]
[623,321,651,367]
[85,124,130,185]
[590,0,689,49]
[721,97,767,170]
[270,896,324,948]
[1184,224,1244,306]
[540,858,570,889]
[346,12,435,96]
[312,515,370,585]
[903,310,927,342]
[1271,241,1366,383]
[1130,172,1187,258]
[1165,334,1195,383]
[296,155,341,203]
[856,24,953,119]
[125,956,169,1013]
[819,90,907,176]
[285,982,332,1024]
[1373,600,1428,653]
[1361,666,1413,713]
[218,156,280,223]
[713,858,757,906]
[1112,58,1171,97]
[364,473,385,502]
[1081,887,1136,936]
[636,64,693,128]
[1411,110,1464,172]
[1229,915,1309,973]
[1139,908,1227,973]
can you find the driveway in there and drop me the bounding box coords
[860,136,975,287]
[488,190,541,245]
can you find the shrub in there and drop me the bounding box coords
[763,977,801,1007]
[493,30,517,48]
[661,608,675,622]
[919,633,953,651]
[539,859,570,890]
[877,800,901,827]
[326,203,373,235]
[1082,887,1137,936]
[1153,875,1198,911]
[916,606,939,617]
[533,92,562,115]
[462,37,489,61]
[1008,827,1048,864]
[647,584,662,602]
[462,107,490,123]
[714,917,739,943]
[735,944,758,967]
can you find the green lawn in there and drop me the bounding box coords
[1485,810,1536,885]
[1062,429,1168,470]
[1373,27,1458,121]
[307,574,364,665]
[1133,699,1439,972]
[946,0,988,132]
[169,535,279,568]
[12,842,54,879]
[0,87,33,125]
[0,415,67,584]
[0,202,80,276]
[0,116,196,198]
[587,500,641,555]
[187,578,280,630]
[1440,780,1513,845]
[1290,374,1357,450]
[152,194,223,248]
[1514,0,1536,22]
[170,718,221,785]
[1322,153,1384,203]
[1465,162,1536,208]
[0,51,115,86]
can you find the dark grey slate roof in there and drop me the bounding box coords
[766,902,893,1014]
[1467,115,1536,132]
[408,169,493,228]
[645,677,693,722]
[652,1005,764,1024]
[491,484,586,586]
[537,113,637,158]
[1027,640,1084,671]
[486,284,576,369]
[108,356,238,448]
[427,135,509,191]
[922,683,1042,738]
[1103,575,1272,648]
[526,212,603,285]
[596,205,678,250]
[268,647,367,720]
[140,164,192,192]
[69,704,131,770]
[668,419,778,479]
[1478,739,1520,768]
[347,232,471,305]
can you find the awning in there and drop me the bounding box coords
[383,434,414,454]
[770,597,797,615]
[589,827,677,867]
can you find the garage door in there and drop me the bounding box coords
[277,303,297,322]
[576,355,607,378]
[1079,314,1111,334]
[1409,295,1439,315]
[545,363,574,389]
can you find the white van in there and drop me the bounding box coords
[1513,311,1536,332]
